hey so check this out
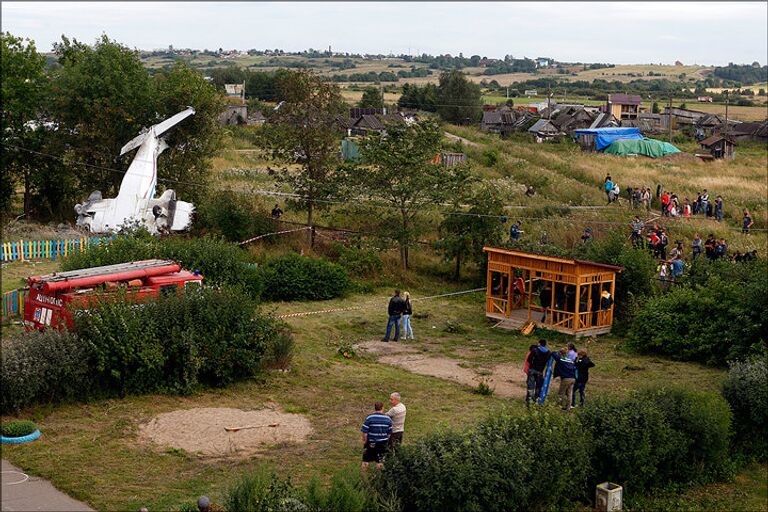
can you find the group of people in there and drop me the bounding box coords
[360,392,407,469]
[383,290,414,342]
[524,339,594,411]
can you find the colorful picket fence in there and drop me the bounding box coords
[1,235,117,263]
[2,288,28,321]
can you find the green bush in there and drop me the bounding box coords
[305,468,371,512]
[378,409,590,512]
[260,254,350,301]
[196,191,278,243]
[629,259,767,364]
[579,394,678,492]
[224,469,302,512]
[1,420,38,437]
[1,330,94,413]
[332,243,383,277]
[263,328,295,370]
[61,233,264,299]
[73,286,282,396]
[722,355,768,460]
[579,387,733,494]
[637,387,733,483]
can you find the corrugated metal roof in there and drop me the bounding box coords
[608,93,642,105]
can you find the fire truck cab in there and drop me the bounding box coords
[24,259,203,331]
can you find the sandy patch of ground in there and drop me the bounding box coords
[357,340,526,398]
[377,353,527,398]
[138,406,312,458]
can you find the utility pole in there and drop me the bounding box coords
[724,90,729,139]
[667,94,673,143]
[547,84,552,120]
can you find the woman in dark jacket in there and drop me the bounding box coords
[572,351,595,407]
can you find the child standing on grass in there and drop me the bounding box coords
[401,292,414,340]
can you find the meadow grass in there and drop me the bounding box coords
[2,122,765,510]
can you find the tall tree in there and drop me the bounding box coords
[51,35,156,197]
[0,32,52,216]
[347,120,451,270]
[258,70,346,246]
[358,86,384,108]
[153,62,226,203]
[435,181,505,280]
[437,70,482,125]
[50,36,224,210]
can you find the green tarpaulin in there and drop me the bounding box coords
[604,138,681,158]
[341,138,362,162]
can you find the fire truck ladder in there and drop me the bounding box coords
[33,259,178,283]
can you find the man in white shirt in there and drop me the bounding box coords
[386,392,407,449]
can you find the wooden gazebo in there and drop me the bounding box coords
[483,247,623,336]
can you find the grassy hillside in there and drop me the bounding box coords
[2,122,766,511]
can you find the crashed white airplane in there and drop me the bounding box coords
[75,107,196,234]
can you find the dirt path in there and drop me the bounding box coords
[444,131,481,148]
[357,341,526,398]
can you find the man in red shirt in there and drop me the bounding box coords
[660,192,670,216]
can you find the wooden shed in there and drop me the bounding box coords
[483,247,623,336]
[700,135,736,160]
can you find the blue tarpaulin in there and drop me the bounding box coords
[574,127,643,150]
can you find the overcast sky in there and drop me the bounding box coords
[2,2,766,65]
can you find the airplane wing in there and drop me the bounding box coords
[120,107,196,156]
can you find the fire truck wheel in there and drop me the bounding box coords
[0,430,41,444]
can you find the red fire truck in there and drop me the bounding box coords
[24,259,203,331]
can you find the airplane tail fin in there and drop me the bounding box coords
[120,107,196,156]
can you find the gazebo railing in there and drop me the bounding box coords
[487,296,509,315]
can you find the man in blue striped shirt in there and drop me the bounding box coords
[361,401,393,469]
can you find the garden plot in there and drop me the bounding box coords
[139,406,312,458]
[357,340,527,398]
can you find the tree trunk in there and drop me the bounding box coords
[23,168,32,219]
[454,253,461,281]
[307,200,315,248]
[400,211,409,270]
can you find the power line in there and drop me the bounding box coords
[4,143,764,233]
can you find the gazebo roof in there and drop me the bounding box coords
[483,247,624,274]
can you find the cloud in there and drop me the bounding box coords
[1,1,766,65]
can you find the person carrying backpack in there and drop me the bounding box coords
[604,177,614,204]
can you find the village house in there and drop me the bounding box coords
[528,118,562,140]
[605,93,642,120]
[728,120,768,143]
[663,106,707,128]
[700,134,736,159]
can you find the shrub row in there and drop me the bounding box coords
[1,329,94,413]
[62,233,264,298]
[220,467,378,512]
[375,386,732,511]
[580,387,733,494]
[1,287,290,413]
[378,410,590,512]
[628,259,767,364]
[61,234,351,302]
